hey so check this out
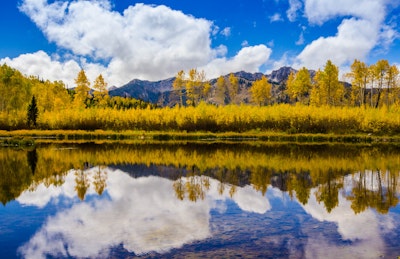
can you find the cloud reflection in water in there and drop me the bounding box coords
[300,174,396,259]
[17,167,270,258]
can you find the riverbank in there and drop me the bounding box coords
[1,129,400,145]
[2,105,400,135]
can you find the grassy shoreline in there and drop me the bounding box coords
[1,129,400,144]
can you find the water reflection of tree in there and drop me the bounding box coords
[0,149,32,205]
[75,170,90,201]
[347,170,399,214]
[27,148,38,175]
[93,166,107,195]
[174,162,399,215]
[315,169,343,213]
[292,170,312,205]
[173,178,185,200]
[347,171,370,214]
[251,166,270,195]
[173,166,240,202]
[172,175,210,202]
[1,143,400,215]
[186,176,206,202]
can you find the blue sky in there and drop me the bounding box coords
[1,0,400,87]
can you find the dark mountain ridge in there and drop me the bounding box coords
[109,67,313,105]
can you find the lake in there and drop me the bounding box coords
[0,142,399,258]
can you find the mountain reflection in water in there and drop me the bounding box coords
[0,143,399,258]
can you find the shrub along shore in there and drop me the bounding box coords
[0,130,399,144]
[1,103,400,144]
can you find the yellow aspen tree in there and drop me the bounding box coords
[333,83,346,106]
[286,71,296,103]
[185,69,207,106]
[0,64,10,111]
[93,74,109,108]
[0,65,31,113]
[32,79,70,112]
[250,76,271,106]
[374,59,389,108]
[324,60,342,106]
[186,69,197,106]
[173,70,185,107]
[294,67,312,104]
[73,69,91,109]
[346,59,368,107]
[385,65,398,107]
[314,60,343,106]
[202,81,212,102]
[368,64,377,107]
[52,80,71,111]
[310,70,323,106]
[228,73,239,104]
[196,70,207,105]
[40,80,57,112]
[215,76,227,106]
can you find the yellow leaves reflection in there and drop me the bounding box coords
[93,166,108,196]
[74,166,108,200]
[173,176,212,202]
[347,170,399,214]
[0,143,399,214]
[173,175,236,202]
[75,170,90,201]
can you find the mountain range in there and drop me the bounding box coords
[109,66,306,106]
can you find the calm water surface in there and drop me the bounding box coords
[0,142,399,258]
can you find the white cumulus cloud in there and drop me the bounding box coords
[5,0,272,87]
[303,0,385,25]
[0,51,81,87]
[295,18,379,69]
[294,0,395,70]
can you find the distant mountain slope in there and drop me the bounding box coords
[109,67,310,105]
[109,77,175,101]
[268,66,296,83]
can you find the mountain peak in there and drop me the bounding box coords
[231,71,265,81]
[268,67,297,83]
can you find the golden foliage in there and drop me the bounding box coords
[250,76,271,106]
[1,103,400,135]
[0,143,399,213]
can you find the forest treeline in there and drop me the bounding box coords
[0,59,400,133]
[171,59,400,108]
[0,65,155,129]
[0,143,398,214]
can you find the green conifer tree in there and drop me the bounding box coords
[27,95,39,128]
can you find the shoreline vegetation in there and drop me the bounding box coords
[1,59,400,145]
[2,103,400,132]
[2,102,400,145]
[1,130,400,146]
